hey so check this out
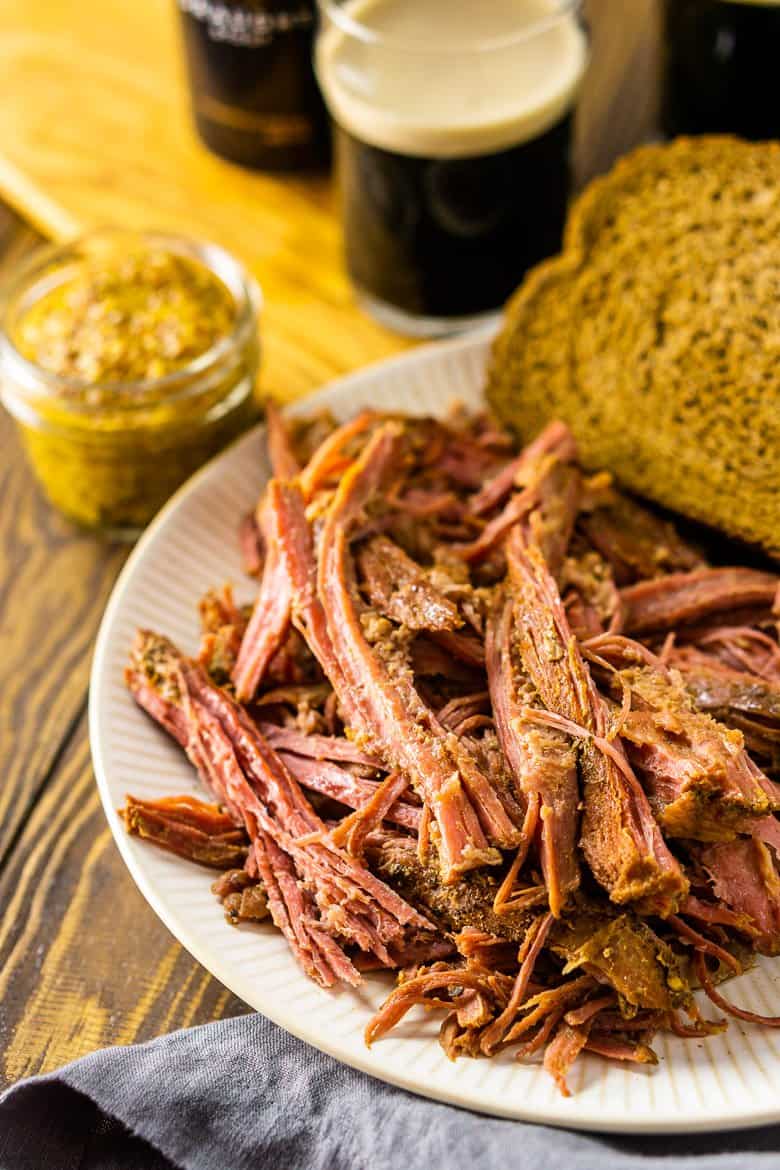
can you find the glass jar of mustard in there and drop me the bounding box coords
[0,229,261,538]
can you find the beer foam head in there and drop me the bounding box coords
[316,0,588,158]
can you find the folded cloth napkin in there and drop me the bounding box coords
[1,1013,779,1170]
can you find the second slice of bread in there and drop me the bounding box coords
[487,136,779,558]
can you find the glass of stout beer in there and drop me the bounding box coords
[662,0,780,140]
[315,0,588,337]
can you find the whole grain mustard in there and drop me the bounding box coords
[0,232,261,536]
[16,249,236,387]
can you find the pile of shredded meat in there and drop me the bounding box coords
[121,401,780,1095]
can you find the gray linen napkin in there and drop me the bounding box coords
[1,1012,778,1170]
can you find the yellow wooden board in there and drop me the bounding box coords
[0,0,413,403]
[0,0,660,406]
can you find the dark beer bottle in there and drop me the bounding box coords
[177,0,330,170]
[661,0,780,140]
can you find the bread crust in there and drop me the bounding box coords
[487,136,780,559]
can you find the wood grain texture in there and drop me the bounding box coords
[0,716,247,1085]
[0,3,662,1089]
[0,209,130,871]
[0,404,127,868]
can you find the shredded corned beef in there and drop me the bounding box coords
[506,528,687,915]
[621,568,778,635]
[122,403,780,1097]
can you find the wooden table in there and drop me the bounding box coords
[0,1,660,1088]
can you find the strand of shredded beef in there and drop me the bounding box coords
[357,535,462,632]
[667,914,742,974]
[450,488,538,563]
[695,953,780,1027]
[122,794,248,868]
[608,666,774,841]
[232,486,295,702]
[277,751,420,832]
[693,626,780,683]
[317,423,526,878]
[506,526,687,914]
[564,993,616,1027]
[388,487,465,526]
[669,1010,725,1039]
[506,976,598,1045]
[680,894,761,939]
[265,400,301,480]
[486,589,579,917]
[238,511,264,578]
[480,912,555,1054]
[513,1006,568,1059]
[526,458,581,581]
[297,409,379,499]
[330,770,414,856]
[621,568,779,635]
[262,479,355,701]
[582,632,670,674]
[257,722,381,767]
[543,1021,594,1096]
[190,695,405,969]
[579,490,703,585]
[470,420,577,517]
[584,1037,657,1064]
[697,836,780,950]
[453,423,579,567]
[436,435,507,489]
[179,677,352,984]
[427,628,486,668]
[249,832,315,972]
[365,967,514,1047]
[260,828,355,987]
[437,692,490,731]
[233,411,384,704]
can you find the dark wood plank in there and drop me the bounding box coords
[0,714,248,1087]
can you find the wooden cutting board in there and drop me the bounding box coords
[0,0,658,403]
[0,0,413,403]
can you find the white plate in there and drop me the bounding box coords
[90,329,780,1134]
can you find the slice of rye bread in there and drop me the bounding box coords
[487,136,780,559]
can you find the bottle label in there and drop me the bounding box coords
[194,94,315,144]
[178,0,313,47]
